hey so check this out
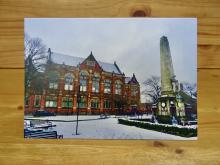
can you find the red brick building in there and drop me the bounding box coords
[25,49,140,115]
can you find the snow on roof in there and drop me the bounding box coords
[98,61,121,74]
[125,77,132,83]
[50,52,84,66]
[50,51,122,74]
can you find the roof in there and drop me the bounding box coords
[50,52,84,66]
[125,74,139,84]
[99,61,121,74]
[125,77,132,83]
[49,51,122,74]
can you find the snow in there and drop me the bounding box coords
[51,52,84,66]
[50,52,121,74]
[98,61,121,74]
[125,118,197,129]
[24,115,197,140]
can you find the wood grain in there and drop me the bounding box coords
[0,0,220,165]
[0,69,219,165]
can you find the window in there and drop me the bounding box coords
[48,71,60,89]
[64,73,74,91]
[114,101,121,109]
[34,95,41,107]
[80,79,87,92]
[104,100,111,109]
[87,60,95,67]
[45,96,57,108]
[80,71,88,92]
[131,86,138,96]
[49,82,58,89]
[92,73,100,93]
[25,96,29,106]
[104,79,111,94]
[78,96,87,108]
[91,98,99,109]
[92,81,99,93]
[115,80,122,95]
[62,97,73,108]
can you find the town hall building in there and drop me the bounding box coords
[25,49,141,115]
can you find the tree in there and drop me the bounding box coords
[25,34,47,91]
[142,76,161,103]
[182,82,197,98]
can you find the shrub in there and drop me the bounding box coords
[130,119,152,122]
[156,115,172,124]
[118,119,197,137]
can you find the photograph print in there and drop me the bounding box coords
[24,18,197,139]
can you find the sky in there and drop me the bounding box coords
[25,18,197,103]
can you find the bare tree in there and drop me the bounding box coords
[25,33,47,90]
[142,76,161,103]
[182,82,197,98]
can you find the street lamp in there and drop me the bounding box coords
[75,83,82,135]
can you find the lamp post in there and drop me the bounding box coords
[75,84,81,135]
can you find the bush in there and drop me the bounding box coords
[156,115,172,124]
[130,119,152,122]
[118,119,197,137]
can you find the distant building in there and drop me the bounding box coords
[140,103,153,114]
[25,49,140,115]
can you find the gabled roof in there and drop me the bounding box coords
[125,73,139,84]
[84,51,97,62]
[48,50,122,74]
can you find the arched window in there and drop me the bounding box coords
[64,73,74,91]
[104,79,111,94]
[80,71,89,92]
[92,73,100,93]
[48,71,60,89]
[115,80,122,95]
[91,98,99,109]
[131,85,138,96]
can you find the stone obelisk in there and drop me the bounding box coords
[160,36,175,96]
[153,36,186,117]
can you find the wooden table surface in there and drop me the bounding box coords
[0,0,220,165]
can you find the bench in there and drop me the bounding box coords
[24,130,62,139]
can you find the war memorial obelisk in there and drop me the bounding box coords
[160,36,175,95]
[157,36,185,117]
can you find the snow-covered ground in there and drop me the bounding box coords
[24,115,197,140]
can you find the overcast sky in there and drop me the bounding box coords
[25,18,197,103]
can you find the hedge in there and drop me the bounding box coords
[130,118,152,122]
[155,115,188,125]
[118,119,197,137]
[156,115,172,124]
